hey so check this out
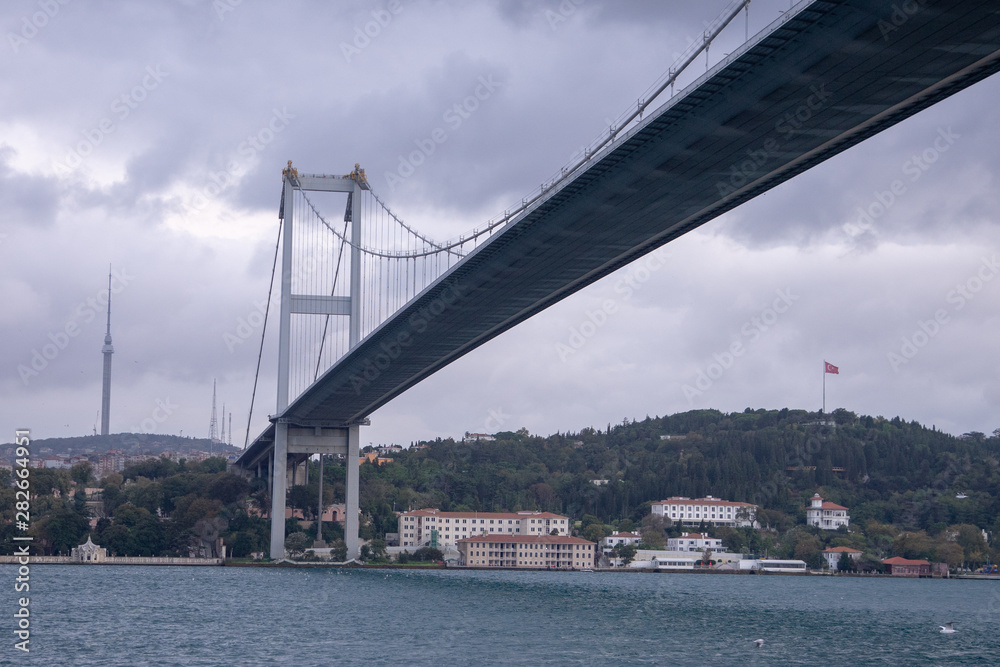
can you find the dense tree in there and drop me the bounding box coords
[71,462,94,486]
[285,532,310,555]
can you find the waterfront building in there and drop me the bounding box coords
[650,496,756,527]
[398,509,569,549]
[71,536,108,563]
[628,549,746,569]
[805,493,850,530]
[600,531,642,553]
[738,559,808,572]
[822,546,862,569]
[882,557,930,576]
[666,532,726,553]
[457,534,594,568]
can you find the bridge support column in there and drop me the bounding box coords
[345,424,360,560]
[269,421,288,559]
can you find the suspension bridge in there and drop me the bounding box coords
[235,0,1000,560]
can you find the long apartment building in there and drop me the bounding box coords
[458,534,595,569]
[650,496,757,527]
[398,509,569,549]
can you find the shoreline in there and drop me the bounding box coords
[7,558,998,579]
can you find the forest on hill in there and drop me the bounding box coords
[357,408,1000,532]
[3,408,998,567]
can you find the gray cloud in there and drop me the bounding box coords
[2,0,999,445]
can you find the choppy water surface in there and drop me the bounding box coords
[2,566,999,665]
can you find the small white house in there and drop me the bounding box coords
[666,532,726,553]
[600,531,642,553]
[822,546,862,569]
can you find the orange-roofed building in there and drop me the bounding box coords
[883,556,931,576]
[458,534,594,569]
[650,496,757,527]
[399,509,569,549]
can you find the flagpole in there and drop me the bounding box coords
[822,362,826,414]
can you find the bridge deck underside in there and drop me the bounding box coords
[239,0,1000,467]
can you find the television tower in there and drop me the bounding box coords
[209,379,219,443]
[100,268,114,436]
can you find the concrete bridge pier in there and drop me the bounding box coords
[267,422,361,560]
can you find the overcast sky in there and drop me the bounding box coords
[3,0,999,450]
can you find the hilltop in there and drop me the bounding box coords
[0,432,241,460]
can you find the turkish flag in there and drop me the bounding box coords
[824,361,839,374]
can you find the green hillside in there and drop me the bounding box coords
[3,408,997,567]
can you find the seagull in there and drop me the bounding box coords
[754,639,764,648]
[939,622,957,634]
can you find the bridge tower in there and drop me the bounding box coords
[268,162,367,560]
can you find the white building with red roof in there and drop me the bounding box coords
[650,496,757,527]
[457,534,594,569]
[806,493,850,530]
[398,509,569,549]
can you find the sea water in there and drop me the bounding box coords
[2,566,998,665]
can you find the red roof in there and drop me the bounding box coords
[823,547,861,553]
[882,557,930,565]
[818,501,848,510]
[402,509,566,520]
[457,534,594,545]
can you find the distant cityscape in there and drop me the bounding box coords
[0,432,241,478]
